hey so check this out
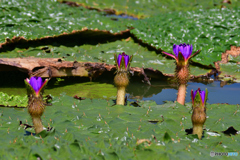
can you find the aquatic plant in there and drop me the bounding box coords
[114,52,133,105]
[25,76,48,134]
[163,43,200,105]
[191,88,208,139]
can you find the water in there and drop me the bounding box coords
[127,81,240,105]
[0,71,239,105]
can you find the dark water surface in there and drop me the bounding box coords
[0,72,239,105]
[127,81,240,105]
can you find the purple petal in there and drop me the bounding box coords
[178,44,184,56]
[190,44,193,56]
[173,44,179,58]
[199,90,205,104]
[124,54,129,68]
[186,44,193,59]
[183,44,190,59]
[193,89,198,100]
[29,77,43,92]
[117,54,122,67]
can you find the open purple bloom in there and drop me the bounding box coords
[163,43,200,64]
[26,76,48,95]
[191,88,206,106]
[117,52,130,69]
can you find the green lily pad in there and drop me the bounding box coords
[0,94,239,159]
[0,0,132,44]
[130,8,240,67]
[46,81,117,99]
[228,55,240,63]
[0,39,212,77]
[219,62,240,82]
[61,0,240,18]
[0,92,27,107]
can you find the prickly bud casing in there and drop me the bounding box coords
[114,52,133,72]
[114,72,129,88]
[175,63,189,85]
[28,93,45,117]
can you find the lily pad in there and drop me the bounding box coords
[61,0,240,18]
[0,94,239,159]
[130,8,240,67]
[0,92,27,107]
[219,62,240,82]
[0,39,212,77]
[0,0,132,44]
[46,81,117,99]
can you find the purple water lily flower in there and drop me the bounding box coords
[162,43,200,64]
[117,52,130,69]
[191,88,206,106]
[26,76,48,95]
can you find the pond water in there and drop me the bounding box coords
[127,81,240,105]
[1,71,239,105]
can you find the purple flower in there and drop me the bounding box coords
[26,76,48,95]
[191,88,207,106]
[163,43,200,64]
[116,52,131,69]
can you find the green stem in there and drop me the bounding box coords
[192,125,203,140]
[32,116,43,134]
[116,87,126,105]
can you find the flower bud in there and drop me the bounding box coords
[191,88,208,107]
[25,76,48,97]
[114,52,133,71]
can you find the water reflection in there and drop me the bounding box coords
[127,81,240,105]
[0,71,239,105]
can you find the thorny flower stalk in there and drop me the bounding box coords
[114,52,133,105]
[162,43,201,105]
[191,88,208,139]
[25,76,48,134]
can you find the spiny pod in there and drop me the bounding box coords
[191,88,208,139]
[162,43,201,105]
[25,76,48,134]
[114,52,133,105]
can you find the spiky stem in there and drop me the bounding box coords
[176,64,189,105]
[114,72,129,105]
[28,94,45,134]
[191,107,206,140]
[177,84,187,105]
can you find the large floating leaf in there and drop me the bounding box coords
[219,62,240,82]
[0,0,132,44]
[131,8,240,67]
[46,81,117,99]
[61,0,240,18]
[0,92,27,107]
[0,93,239,159]
[0,39,211,77]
